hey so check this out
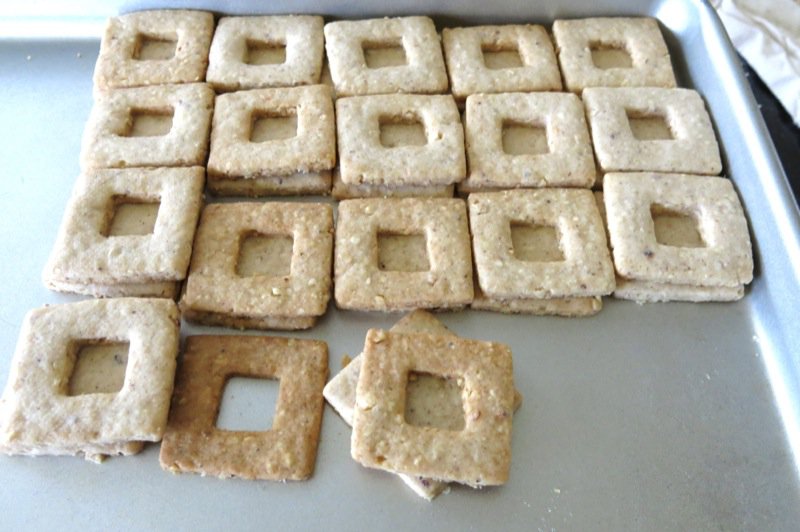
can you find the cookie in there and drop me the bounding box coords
[552,17,676,93]
[93,10,214,90]
[324,17,448,96]
[334,198,473,311]
[207,16,324,91]
[160,335,327,480]
[0,298,179,461]
[443,25,561,100]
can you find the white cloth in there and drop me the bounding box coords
[713,0,800,125]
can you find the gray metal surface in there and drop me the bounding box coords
[1,1,799,530]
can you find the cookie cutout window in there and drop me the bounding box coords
[501,121,549,156]
[377,232,430,272]
[236,232,294,277]
[245,39,287,66]
[67,340,130,396]
[363,39,408,68]
[510,223,564,262]
[134,33,177,61]
[404,371,465,431]
[589,40,633,69]
[104,195,160,237]
[650,204,705,248]
[216,376,280,431]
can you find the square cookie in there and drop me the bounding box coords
[334,198,473,311]
[0,298,179,461]
[93,10,214,90]
[208,170,332,197]
[80,83,214,170]
[443,25,561,100]
[207,16,324,91]
[603,172,753,297]
[160,335,328,480]
[336,94,465,187]
[43,167,204,294]
[324,16,448,96]
[583,87,722,175]
[207,85,335,179]
[324,310,524,500]
[461,92,595,191]
[552,17,676,93]
[331,168,453,199]
[351,329,514,487]
[469,189,615,300]
[181,202,333,330]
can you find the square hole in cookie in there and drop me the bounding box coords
[216,376,279,432]
[589,40,633,69]
[377,232,430,272]
[250,111,298,142]
[67,340,130,396]
[405,371,465,432]
[379,114,427,148]
[510,222,565,262]
[502,120,549,156]
[236,232,294,277]
[626,110,675,141]
[126,108,174,137]
[133,33,178,61]
[245,38,287,65]
[651,204,705,248]
[362,39,408,69]
[481,43,524,70]
[104,195,160,237]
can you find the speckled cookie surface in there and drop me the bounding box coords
[443,25,561,99]
[94,10,214,90]
[43,167,204,289]
[181,202,333,329]
[0,298,179,459]
[334,198,473,311]
[324,17,448,96]
[207,85,336,179]
[463,92,595,190]
[80,83,214,169]
[584,87,722,175]
[351,329,514,487]
[553,17,676,93]
[336,94,465,186]
[603,172,753,288]
[469,189,615,299]
[160,335,328,480]
[207,16,324,91]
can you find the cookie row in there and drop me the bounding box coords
[94,12,675,96]
[0,297,516,500]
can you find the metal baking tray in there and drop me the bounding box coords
[1,0,798,529]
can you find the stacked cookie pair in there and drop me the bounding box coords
[324,311,519,500]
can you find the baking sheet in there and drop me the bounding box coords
[1,1,799,529]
